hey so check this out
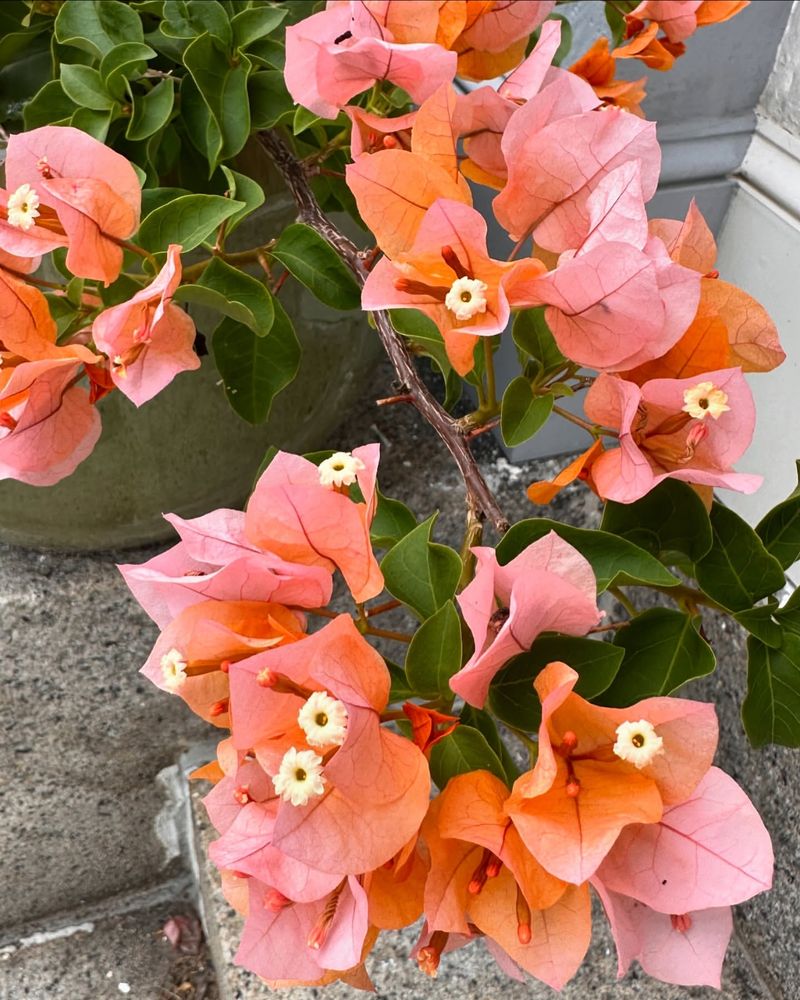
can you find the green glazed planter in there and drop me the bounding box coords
[0,163,380,550]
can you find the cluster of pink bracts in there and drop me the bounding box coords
[122,445,773,990]
[0,127,198,486]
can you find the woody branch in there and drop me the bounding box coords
[258,128,510,535]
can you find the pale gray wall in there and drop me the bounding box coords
[759,0,800,137]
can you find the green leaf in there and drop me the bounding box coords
[136,193,244,253]
[55,0,144,58]
[602,608,715,706]
[211,296,300,425]
[196,256,274,336]
[405,601,462,698]
[755,460,800,569]
[293,104,322,135]
[271,223,361,310]
[99,42,156,97]
[601,478,713,564]
[370,490,418,550]
[694,503,785,612]
[60,65,116,110]
[459,705,520,782]
[488,636,624,730]
[231,5,286,49]
[605,2,627,45]
[512,307,566,380]
[381,514,461,620]
[735,601,783,649]
[497,519,679,592]
[161,0,231,45]
[219,165,265,233]
[183,31,251,170]
[549,13,573,65]
[500,378,553,447]
[248,69,294,128]
[387,662,416,703]
[429,725,507,790]
[126,75,175,140]
[23,79,77,129]
[743,633,800,748]
[70,107,114,142]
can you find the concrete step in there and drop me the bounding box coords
[0,899,218,1000]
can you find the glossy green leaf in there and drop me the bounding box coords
[70,107,114,142]
[271,223,361,310]
[136,193,244,253]
[694,503,785,612]
[211,297,300,425]
[743,633,800,748]
[55,0,144,58]
[60,64,116,110]
[387,662,416,703]
[497,519,679,592]
[429,725,507,790]
[293,104,323,135]
[602,608,715,706]
[459,705,520,782]
[512,307,566,380]
[219,165,265,234]
[735,601,783,649]
[601,478,713,564]
[248,70,294,128]
[231,5,286,48]
[381,514,461,621]
[755,460,800,569]
[405,601,462,698]
[196,256,274,335]
[370,490,418,549]
[161,0,231,45]
[100,41,156,97]
[488,636,624,730]
[126,76,175,140]
[501,378,553,447]
[183,32,251,169]
[23,80,78,129]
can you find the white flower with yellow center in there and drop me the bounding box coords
[273,747,326,806]
[613,719,664,769]
[297,690,348,748]
[444,276,489,322]
[682,381,730,420]
[7,183,41,231]
[160,648,187,691]
[318,451,365,489]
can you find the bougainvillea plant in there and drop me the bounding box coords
[3,0,797,990]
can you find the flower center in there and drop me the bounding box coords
[272,747,326,806]
[445,276,489,322]
[160,647,187,691]
[613,719,664,768]
[318,450,365,489]
[682,381,730,420]
[298,690,348,748]
[6,183,41,231]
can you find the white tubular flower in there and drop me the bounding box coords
[682,382,730,420]
[273,747,326,806]
[297,690,348,748]
[161,648,187,691]
[613,719,664,769]
[444,276,489,321]
[7,184,41,231]
[318,451,365,489]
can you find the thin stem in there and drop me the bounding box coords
[3,268,66,291]
[305,607,338,620]
[465,416,500,440]
[644,583,727,614]
[363,625,413,643]
[366,598,402,617]
[609,586,637,617]
[117,239,158,270]
[483,338,498,410]
[376,393,414,407]
[259,129,510,535]
[552,404,617,438]
[458,500,484,590]
[588,621,629,633]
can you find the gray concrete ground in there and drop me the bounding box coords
[2,359,798,997]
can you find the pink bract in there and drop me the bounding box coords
[245,444,383,603]
[585,367,762,502]
[449,531,601,707]
[92,244,199,406]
